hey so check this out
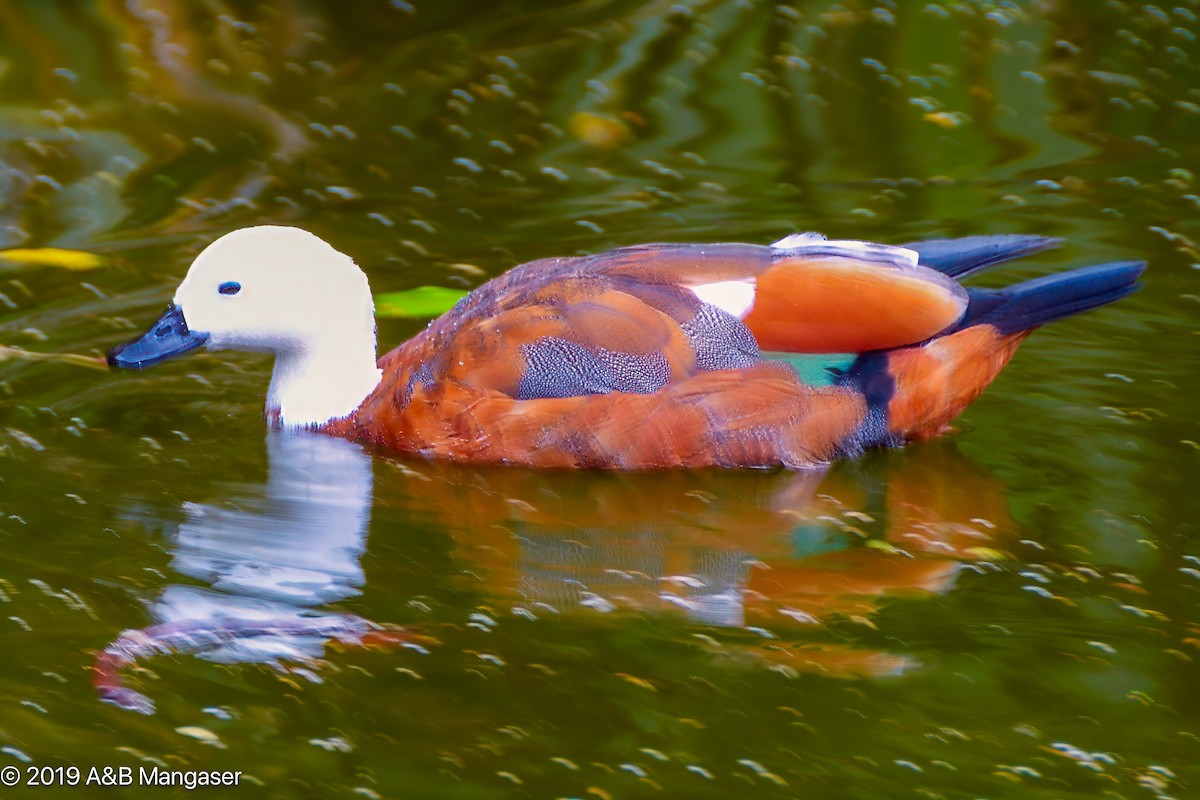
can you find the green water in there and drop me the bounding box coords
[1,1,1197,797]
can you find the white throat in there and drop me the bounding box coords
[266,335,382,428]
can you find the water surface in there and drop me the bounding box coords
[0,1,1197,798]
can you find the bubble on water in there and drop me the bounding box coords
[997,764,1041,779]
[5,429,44,451]
[175,726,228,748]
[309,736,353,752]
[642,160,683,181]
[1,746,31,763]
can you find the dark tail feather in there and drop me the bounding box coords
[958,260,1146,335]
[906,235,1062,279]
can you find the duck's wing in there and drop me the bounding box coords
[573,236,969,353]
[421,278,724,400]
[417,236,970,402]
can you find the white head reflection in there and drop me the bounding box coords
[155,431,372,661]
[96,432,392,713]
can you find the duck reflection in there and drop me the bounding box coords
[166,432,370,613]
[390,442,1013,676]
[96,432,419,714]
[97,435,1014,711]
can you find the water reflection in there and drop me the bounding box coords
[95,432,417,714]
[97,434,1015,712]
[168,431,370,609]
[396,442,1014,677]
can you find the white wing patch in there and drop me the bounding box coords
[770,232,827,249]
[772,232,920,268]
[690,280,756,319]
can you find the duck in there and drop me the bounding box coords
[107,226,1144,469]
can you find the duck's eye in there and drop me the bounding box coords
[218,281,241,296]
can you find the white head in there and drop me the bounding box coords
[109,226,383,428]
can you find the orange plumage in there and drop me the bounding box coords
[321,236,1144,468]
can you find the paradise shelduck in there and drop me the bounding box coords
[107,226,1144,469]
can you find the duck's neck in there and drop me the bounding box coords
[266,336,382,429]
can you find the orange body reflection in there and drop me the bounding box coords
[385,441,1016,677]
